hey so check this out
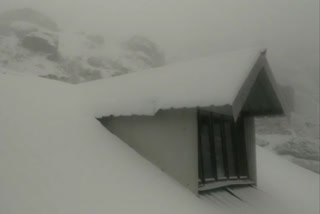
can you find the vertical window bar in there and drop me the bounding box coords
[220,118,229,179]
[239,117,249,177]
[197,110,205,184]
[209,113,218,181]
[198,110,250,186]
[231,121,240,179]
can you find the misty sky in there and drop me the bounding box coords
[1,0,319,92]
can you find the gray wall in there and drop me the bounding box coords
[100,108,199,193]
[99,108,257,193]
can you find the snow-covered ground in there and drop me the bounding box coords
[257,147,319,214]
[0,71,319,214]
[256,115,320,173]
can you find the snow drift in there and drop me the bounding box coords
[0,73,214,214]
[0,72,319,214]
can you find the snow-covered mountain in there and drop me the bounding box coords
[0,8,165,83]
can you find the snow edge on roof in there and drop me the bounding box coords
[79,48,268,118]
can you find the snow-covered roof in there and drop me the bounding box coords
[0,72,318,214]
[79,48,286,119]
[0,73,213,214]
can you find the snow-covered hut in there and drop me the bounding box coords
[81,49,289,193]
[1,57,319,214]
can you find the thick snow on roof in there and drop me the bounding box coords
[1,73,318,214]
[79,48,263,117]
[0,73,215,214]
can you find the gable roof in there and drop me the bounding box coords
[79,48,288,119]
[232,50,289,119]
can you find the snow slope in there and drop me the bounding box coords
[257,147,319,214]
[0,73,214,214]
[0,72,319,213]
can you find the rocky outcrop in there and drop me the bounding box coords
[0,9,166,83]
[274,138,319,161]
[123,35,165,69]
[21,31,58,54]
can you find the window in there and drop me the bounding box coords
[198,110,249,186]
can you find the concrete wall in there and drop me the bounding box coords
[244,117,257,184]
[99,108,199,193]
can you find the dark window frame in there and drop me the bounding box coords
[198,109,249,186]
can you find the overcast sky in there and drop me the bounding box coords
[1,0,319,91]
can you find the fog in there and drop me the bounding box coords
[1,0,319,91]
[0,2,319,213]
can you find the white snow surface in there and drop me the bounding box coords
[257,147,319,214]
[0,73,215,214]
[79,48,263,118]
[0,72,319,214]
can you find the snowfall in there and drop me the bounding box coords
[0,72,319,214]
